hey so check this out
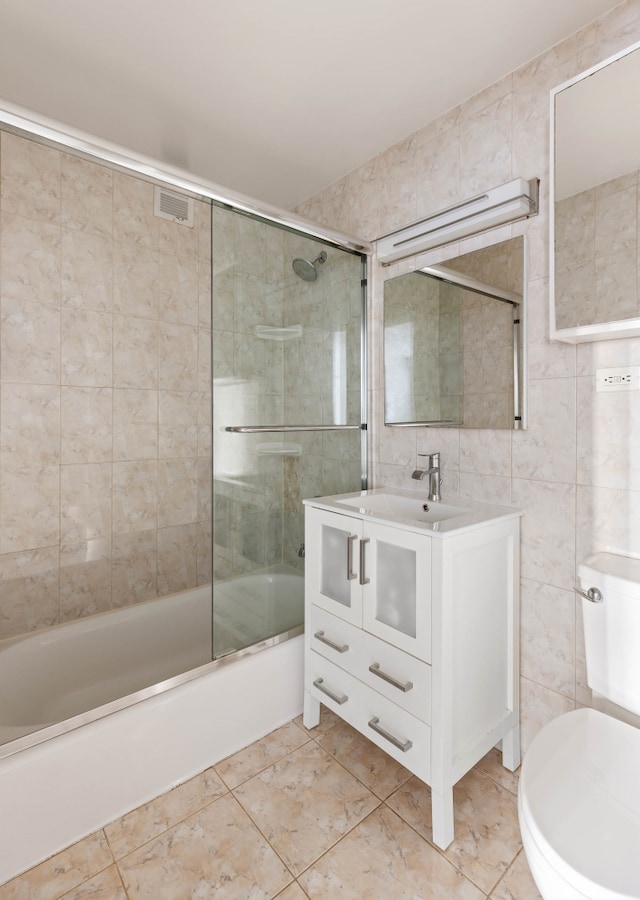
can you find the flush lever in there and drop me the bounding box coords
[574,585,603,604]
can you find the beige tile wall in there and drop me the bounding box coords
[0,132,212,641]
[295,0,640,751]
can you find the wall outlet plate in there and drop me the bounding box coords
[596,365,640,392]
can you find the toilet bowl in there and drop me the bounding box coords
[518,552,640,899]
[518,707,640,899]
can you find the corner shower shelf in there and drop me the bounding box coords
[255,324,303,341]
[256,442,302,457]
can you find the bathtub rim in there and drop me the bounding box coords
[0,621,304,762]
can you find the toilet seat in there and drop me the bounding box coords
[519,708,640,899]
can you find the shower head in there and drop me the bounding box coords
[292,251,327,282]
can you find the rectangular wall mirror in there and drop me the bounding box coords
[383,236,527,430]
[551,40,640,342]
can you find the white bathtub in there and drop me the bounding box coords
[0,571,305,885]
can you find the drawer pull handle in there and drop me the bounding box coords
[347,534,358,581]
[368,717,413,752]
[313,677,348,705]
[314,630,349,653]
[369,663,414,693]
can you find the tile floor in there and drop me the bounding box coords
[0,708,542,899]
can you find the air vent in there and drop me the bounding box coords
[154,186,194,227]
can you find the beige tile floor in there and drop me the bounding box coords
[0,708,542,899]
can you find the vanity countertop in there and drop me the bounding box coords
[303,487,522,538]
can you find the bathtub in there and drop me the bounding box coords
[0,569,305,884]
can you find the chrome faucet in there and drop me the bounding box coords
[411,452,441,502]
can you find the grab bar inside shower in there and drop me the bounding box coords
[225,424,363,432]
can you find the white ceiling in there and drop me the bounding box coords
[0,0,624,209]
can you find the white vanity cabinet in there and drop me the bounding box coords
[303,489,521,850]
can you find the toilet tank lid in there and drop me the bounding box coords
[579,552,640,597]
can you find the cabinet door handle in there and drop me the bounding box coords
[359,538,370,585]
[368,717,412,752]
[369,663,413,693]
[313,677,348,705]
[347,534,358,581]
[314,630,349,654]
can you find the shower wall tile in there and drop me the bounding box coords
[61,229,113,312]
[111,530,158,608]
[61,308,113,387]
[0,546,59,638]
[158,215,199,263]
[113,315,158,389]
[113,173,158,248]
[0,212,61,305]
[61,153,113,238]
[0,465,60,554]
[0,383,60,467]
[157,457,198,527]
[158,254,199,326]
[61,386,113,464]
[158,323,198,391]
[157,524,198,595]
[59,538,112,621]
[112,460,158,534]
[0,132,62,222]
[60,463,112,544]
[1,297,60,384]
[113,242,159,319]
[159,391,199,459]
[113,388,158,461]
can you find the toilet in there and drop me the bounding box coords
[518,552,640,899]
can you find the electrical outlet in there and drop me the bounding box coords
[596,366,640,392]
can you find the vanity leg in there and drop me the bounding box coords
[431,786,455,850]
[501,723,521,771]
[303,690,321,729]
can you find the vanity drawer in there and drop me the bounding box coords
[307,651,431,781]
[310,605,431,722]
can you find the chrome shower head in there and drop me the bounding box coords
[292,251,327,282]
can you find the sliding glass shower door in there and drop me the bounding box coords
[211,205,366,657]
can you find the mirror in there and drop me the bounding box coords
[383,236,526,430]
[552,41,640,341]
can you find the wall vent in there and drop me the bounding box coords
[154,186,194,227]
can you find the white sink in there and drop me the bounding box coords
[336,492,470,524]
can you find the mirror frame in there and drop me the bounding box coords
[550,39,640,343]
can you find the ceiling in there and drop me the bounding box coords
[0,0,624,210]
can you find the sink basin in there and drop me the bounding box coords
[336,492,470,524]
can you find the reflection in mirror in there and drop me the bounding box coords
[553,41,640,337]
[384,237,526,430]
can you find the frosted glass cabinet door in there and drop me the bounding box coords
[362,523,431,661]
[305,508,363,625]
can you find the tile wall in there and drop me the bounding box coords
[295,0,640,751]
[0,132,213,642]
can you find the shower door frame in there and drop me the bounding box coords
[0,98,371,760]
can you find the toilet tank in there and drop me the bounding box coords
[578,552,640,717]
